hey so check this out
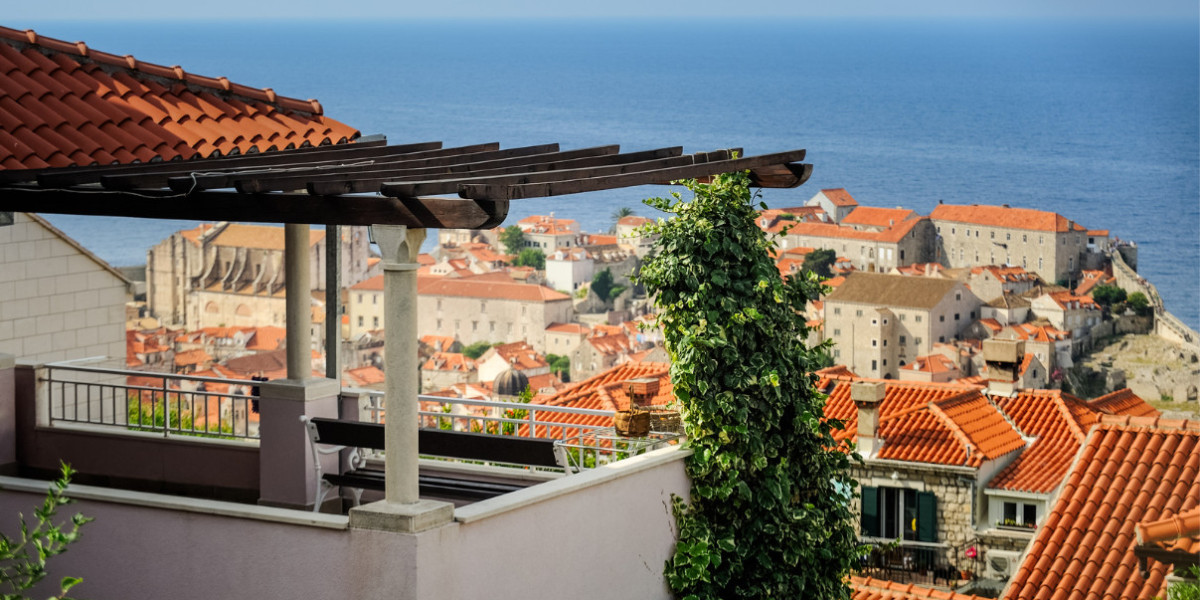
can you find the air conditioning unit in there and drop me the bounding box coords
[985,549,1022,580]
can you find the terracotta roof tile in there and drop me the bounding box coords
[849,576,985,600]
[482,341,547,371]
[343,365,386,387]
[931,204,1087,233]
[546,322,590,335]
[1135,507,1200,557]
[1089,388,1159,418]
[207,224,324,251]
[820,188,859,207]
[1003,420,1200,600]
[0,26,358,170]
[988,390,1102,493]
[900,354,958,374]
[351,274,384,291]
[418,275,571,302]
[520,362,672,438]
[841,206,917,228]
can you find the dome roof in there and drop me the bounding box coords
[494,367,530,397]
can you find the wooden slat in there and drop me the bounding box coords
[0,186,509,228]
[103,141,457,191]
[380,149,723,198]
[459,149,808,200]
[300,145,624,196]
[221,143,562,194]
[28,137,403,187]
[692,163,814,189]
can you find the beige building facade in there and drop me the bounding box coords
[930,204,1089,284]
[782,218,936,273]
[417,275,574,353]
[0,213,130,363]
[823,273,982,379]
[347,275,385,339]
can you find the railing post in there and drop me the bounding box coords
[161,375,169,438]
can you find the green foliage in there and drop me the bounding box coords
[802,248,837,279]
[0,463,91,600]
[610,206,635,233]
[501,385,534,435]
[499,225,525,256]
[1167,565,1200,600]
[639,172,859,599]
[546,354,571,380]
[1127,292,1152,316]
[592,268,616,302]
[126,396,235,439]
[461,342,494,360]
[1091,284,1126,306]
[513,248,546,270]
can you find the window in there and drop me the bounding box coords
[373,316,380,327]
[955,292,962,301]
[1002,502,1039,527]
[970,311,976,319]
[472,321,478,331]
[899,314,906,322]
[861,487,937,542]
[437,319,442,328]
[883,339,888,347]
[357,294,363,304]
[951,228,956,235]
[872,339,878,347]
[954,313,960,321]
[1039,257,1043,270]
[914,337,922,346]
[834,349,841,358]
[915,315,922,323]
[976,230,980,238]
[871,319,878,326]
[490,322,495,333]
[990,231,995,239]
[1022,234,1027,243]
[833,328,841,336]
[437,299,443,310]
[939,336,945,343]
[357,316,363,327]
[871,360,878,371]
[1040,236,1044,245]
[899,335,907,345]
[480,301,486,312]
[834,307,842,316]
[900,250,905,260]
[372,295,377,305]
[882,359,887,366]
[939,315,945,322]
[856,309,864,317]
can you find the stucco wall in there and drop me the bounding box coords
[0,213,128,363]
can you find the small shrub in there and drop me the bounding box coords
[0,463,91,600]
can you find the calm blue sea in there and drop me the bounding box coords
[21,19,1200,330]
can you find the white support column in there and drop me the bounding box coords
[349,225,452,534]
[285,223,312,380]
[372,224,425,504]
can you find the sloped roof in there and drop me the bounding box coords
[173,348,211,366]
[1089,388,1158,418]
[850,576,987,600]
[825,380,1024,467]
[546,322,590,335]
[1003,418,1200,600]
[818,188,859,207]
[421,352,475,373]
[0,26,358,169]
[1135,507,1200,561]
[417,275,570,302]
[988,390,1100,493]
[521,361,672,438]
[344,365,386,387]
[841,206,917,228]
[931,204,1087,233]
[826,272,961,310]
[208,224,324,250]
[351,274,384,291]
[482,341,547,371]
[900,354,959,374]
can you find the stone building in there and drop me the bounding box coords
[0,213,131,363]
[781,218,936,273]
[416,273,574,353]
[516,214,581,251]
[804,188,859,223]
[147,222,372,330]
[929,204,1089,284]
[823,273,982,379]
[347,275,384,339]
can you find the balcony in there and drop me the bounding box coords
[0,355,689,600]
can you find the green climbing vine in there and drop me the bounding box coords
[639,171,860,599]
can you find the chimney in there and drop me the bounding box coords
[625,377,660,408]
[851,381,886,457]
[983,338,1024,396]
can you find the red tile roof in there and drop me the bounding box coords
[351,274,384,291]
[521,361,672,438]
[0,26,358,170]
[587,333,634,357]
[208,224,324,251]
[1003,418,1200,600]
[421,352,475,373]
[988,390,1101,493]
[1003,323,1070,342]
[482,341,547,371]
[783,217,925,244]
[546,322,590,335]
[971,265,1037,284]
[419,335,458,352]
[900,354,958,374]
[417,275,570,302]
[244,326,287,351]
[173,348,211,367]
[343,365,386,387]
[1042,290,1099,311]
[616,215,651,226]
[1135,507,1200,558]
[1089,388,1159,418]
[850,576,986,600]
[930,204,1087,233]
[820,188,859,207]
[1074,269,1116,296]
[841,206,917,228]
[825,380,1025,467]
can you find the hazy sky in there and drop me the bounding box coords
[9,0,1199,21]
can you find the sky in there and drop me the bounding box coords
[8,0,1199,21]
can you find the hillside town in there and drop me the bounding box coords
[0,22,1197,600]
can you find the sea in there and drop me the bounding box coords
[19,18,1200,330]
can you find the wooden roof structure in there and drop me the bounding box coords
[0,136,812,227]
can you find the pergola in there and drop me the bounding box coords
[0,137,810,523]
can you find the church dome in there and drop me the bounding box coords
[494,367,529,397]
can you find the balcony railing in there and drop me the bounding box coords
[854,539,965,588]
[44,358,259,441]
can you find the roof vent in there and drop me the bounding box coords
[625,377,660,408]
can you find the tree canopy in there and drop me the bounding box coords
[513,248,546,270]
[1091,284,1126,306]
[802,248,837,279]
[639,172,859,599]
[499,225,525,256]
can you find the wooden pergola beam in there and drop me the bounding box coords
[457,149,809,199]
[0,186,508,228]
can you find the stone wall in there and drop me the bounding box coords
[0,213,129,363]
[851,462,978,565]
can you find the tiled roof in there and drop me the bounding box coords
[893,263,945,277]
[971,265,1037,284]
[826,272,961,310]
[1003,418,1200,600]
[417,275,570,302]
[244,326,286,351]
[1087,229,1110,237]
[173,348,211,366]
[1135,507,1200,558]
[900,354,959,374]
[1074,269,1116,297]
[930,204,1087,233]
[985,293,1031,309]
[977,318,1004,334]
[587,333,634,356]
[546,322,590,335]
[819,188,859,207]
[782,217,924,244]
[1089,388,1159,418]
[482,341,547,371]
[616,215,651,226]
[0,26,358,169]
[343,365,385,387]
[208,224,324,251]
[522,362,672,438]
[988,390,1101,493]
[841,206,917,228]
[1002,323,1070,342]
[850,576,986,600]
[1042,290,1099,311]
[419,335,457,352]
[583,233,618,245]
[421,352,475,373]
[178,223,216,246]
[351,274,384,291]
[825,380,1024,467]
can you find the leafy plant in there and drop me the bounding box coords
[0,463,91,600]
[803,248,837,279]
[499,225,525,256]
[1167,565,1200,600]
[461,342,494,360]
[1127,292,1153,317]
[513,248,546,270]
[1091,284,1126,307]
[640,171,859,599]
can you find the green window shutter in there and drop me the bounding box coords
[861,486,880,537]
[917,491,938,542]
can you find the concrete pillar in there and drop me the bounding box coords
[0,354,15,467]
[285,223,312,380]
[349,225,452,534]
[257,378,339,509]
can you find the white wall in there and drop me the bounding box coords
[0,213,128,363]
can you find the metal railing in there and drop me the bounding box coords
[44,358,259,441]
[363,391,612,441]
[854,539,964,588]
